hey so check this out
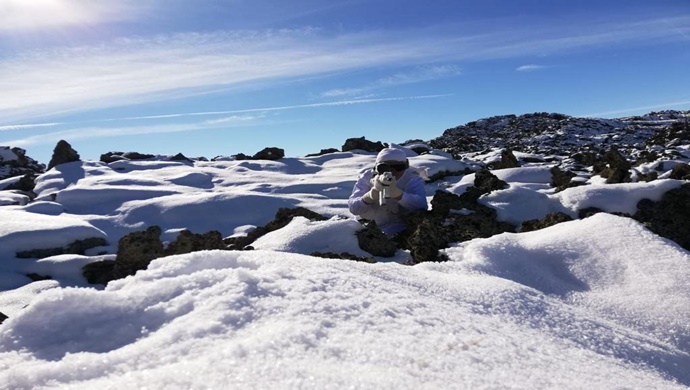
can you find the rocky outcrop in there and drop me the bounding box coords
[355,221,398,257]
[305,148,340,157]
[87,227,229,284]
[520,212,574,232]
[0,147,45,181]
[634,183,690,251]
[596,147,631,184]
[310,252,375,263]
[110,226,165,280]
[669,164,690,180]
[341,137,385,153]
[16,237,107,259]
[165,230,225,254]
[225,207,328,250]
[47,140,80,170]
[489,149,521,169]
[253,147,285,160]
[400,170,515,264]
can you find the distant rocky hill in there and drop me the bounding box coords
[428,110,690,163]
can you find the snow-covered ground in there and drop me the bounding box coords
[0,145,688,389]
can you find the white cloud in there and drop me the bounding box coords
[1,14,689,123]
[516,64,546,72]
[320,65,461,98]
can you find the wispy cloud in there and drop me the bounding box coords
[516,64,546,72]
[582,99,690,118]
[0,122,61,132]
[320,65,461,98]
[5,94,451,146]
[1,14,689,123]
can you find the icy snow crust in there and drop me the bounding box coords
[0,146,688,388]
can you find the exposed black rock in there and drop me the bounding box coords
[4,173,37,192]
[669,164,690,180]
[0,311,7,325]
[225,207,328,250]
[520,212,574,232]
[401,169,516,264]
[169,153,193,162]
[341,137,385,153]
[253,147,285,160]
[164,230,225,255]
[48,140,80,170]
[0,147,45,181]
[16,237,107,259]
[110,226,165,280]
[25,273,52,282]
[634,183,690,251]
[597,147,631,184]
[305,148,340,157]
[355,221,398,257]
[550,166,578,192]
[310,251,376,263]
[489,149,520,169]
[82,260,116,285]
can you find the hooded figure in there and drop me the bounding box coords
[348,147,428,235]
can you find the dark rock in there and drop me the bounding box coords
[169,153,193,162]
[402,189,515,264]
[490,149,520,169]
[634,183,690,251]
[16,237,107,259]
[305,148,340,157]
[123,151,155,160]
[232,153,251,161]
[225,207,328,250]
[4,173,37,192]
[597,147,631,184]
[253,147,285,160]
[0,311,7,325]
[82,260,116,285]
[578,207,606,219]
[550,166,584,192]
[100,152,127,163]
[47,140,80,170]
[341,137,385,153]
[355,222,398,257]
[520,212,573,232]
[669,164,690,180]
[111,226,164,280]
[310,251,376,263]
[0,147,45,181]
[25,273,52,282]
[474,168,509,195]
[165,230,226,255]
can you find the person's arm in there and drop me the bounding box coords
[348,170,376,215]
[398,176,428,211]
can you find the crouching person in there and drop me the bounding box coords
[348,148,428,236]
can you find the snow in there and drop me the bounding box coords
[0,145,688,388]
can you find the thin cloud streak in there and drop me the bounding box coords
[582,99,690,118]
[6,94,452,146]
[0,123,61,132]
[516,64,546,72]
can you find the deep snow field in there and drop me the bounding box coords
[0,145,688,389]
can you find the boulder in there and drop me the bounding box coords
[225,207,328,250]
[305,148,340,157]
[310,251,375,263]
[253,147,285,160]
[669,164,690,181]
[520,212,573,232]
[341,137,385,153]
[355,221,398,257]
[110,226,165,280]
[82,260,116,285]
[0,147,45,181]
[47,140,80,170]
[634,183,690,251]
[164,230,225,255]
[596,147,631,184]
[0,311,7,325]
[490,149,521,169]
[16,237,107,259]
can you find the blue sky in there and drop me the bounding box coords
[1,0,689,164]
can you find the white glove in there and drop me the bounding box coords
[361,188,380,204]
[372,173,403,200]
